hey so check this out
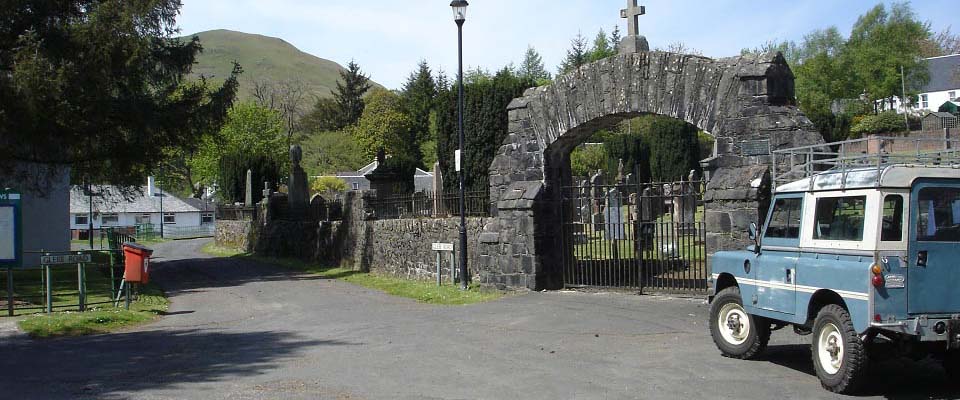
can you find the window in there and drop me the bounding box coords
[74,214,88,226]
[881,195,904,242]
[950,91,957,101]
[201,213,214,224]
[917,187,960,242]
[163,213,176,224]
[101,213,119,226]
[813,196,867,241]
[352,182,360,191]
[765,198,802,239]
[920,94,929,109]
[135,214,151,225]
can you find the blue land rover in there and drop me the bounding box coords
[708,137,960,393]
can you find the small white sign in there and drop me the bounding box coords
[432,242,454,252]
[0,207,14,261]
[455,150,462,172]
[41,254,92,265]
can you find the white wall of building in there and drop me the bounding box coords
[69,211,207,230]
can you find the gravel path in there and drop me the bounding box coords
[0,238,954,399]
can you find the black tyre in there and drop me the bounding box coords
[811,304,869,394]
[709,286,770,360]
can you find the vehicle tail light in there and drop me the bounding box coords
[872,274,884,288]
[871,263,884,288]
[874,314,882,323]
[871,264,883,275]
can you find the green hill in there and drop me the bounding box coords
[182,29,378,103]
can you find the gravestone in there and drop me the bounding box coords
[590,170,605,231]
[618,0,650,53]
[628,193,638,222]
[261,182,272,204]
[288,145,309,218]
[244,169,253,207]
[637,187,656,250]
[604,189,625,240]
[673,180,698,236]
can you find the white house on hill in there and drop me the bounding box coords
[882,54,960,113]
[325,159,435,193]
[69,181,215,239]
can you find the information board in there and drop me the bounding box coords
[741,140,771,156]
[0,191,21,268]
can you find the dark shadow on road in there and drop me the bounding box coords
[0,329,356,399]
[764,344,960,398]
[149,256,328,298]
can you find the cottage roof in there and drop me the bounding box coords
[922,54,960,93]
[70,185,200,214]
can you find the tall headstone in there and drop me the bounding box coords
[288,145,309,217]
[590,170,605,231]
[244,169,253,207]
[604,188,625,240]
[618,0,650,54]
[262,181,272,204]
[673,180,698,236]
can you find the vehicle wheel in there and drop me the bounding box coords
[811,305,869,394]
[709,286,770,360]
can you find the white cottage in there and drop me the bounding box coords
[69,182,215,240]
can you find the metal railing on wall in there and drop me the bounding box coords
[367,190,490,220]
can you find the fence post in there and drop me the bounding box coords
[44,260,52,314]
[6,267,13,316]
[77,253,86,312]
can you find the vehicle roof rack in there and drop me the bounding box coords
[772,136,960,192]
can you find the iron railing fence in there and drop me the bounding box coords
[560,179,708,294]
[368,190,490,220]
[773,136,960,191]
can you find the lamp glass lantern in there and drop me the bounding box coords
[450,0,468,22]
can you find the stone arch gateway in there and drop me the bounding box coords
[474,51,824,290]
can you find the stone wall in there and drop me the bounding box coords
[214,220,255,252]
[366,218,486,282]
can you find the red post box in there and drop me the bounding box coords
[122,243,154,284]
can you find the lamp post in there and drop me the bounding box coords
[451,0,469,290]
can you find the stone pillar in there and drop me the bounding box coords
[244,169,253,207]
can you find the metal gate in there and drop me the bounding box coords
[560,178,708,294]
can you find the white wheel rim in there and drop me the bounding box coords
[817,322,844,375]
[717,302,750,346]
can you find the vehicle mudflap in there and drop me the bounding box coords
[950,320,960,350]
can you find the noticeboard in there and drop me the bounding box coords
[741,140,771,157]
[0,191,22,268]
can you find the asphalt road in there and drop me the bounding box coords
[0,239,956,400]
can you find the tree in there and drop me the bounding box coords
[588,29,617,62]
[645,117,701,181]
[300,97,341,134]
[921,27,960,58]
[349,88,420,164]
[190,103,288,193]
[850,111,907,137]
[300,130,367,176]
[0,0,239,192]
[311,176,348,193]
[436,68,535,191]
[250,77,308,146]
[401,60,438,148]
[570,144,608,178]
[659,41,704,56]
[610,26,622,49]
[519,45,552,83]
[333,60,372,129]
[559,32,589,74]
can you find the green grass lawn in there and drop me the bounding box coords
[2,251,169,337]
[201,242,506,305]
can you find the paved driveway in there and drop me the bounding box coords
[0,239,955,399]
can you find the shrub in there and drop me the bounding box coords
[311,176,348,193]
[850,111,907,138]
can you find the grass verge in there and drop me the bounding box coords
[16,283,169,338]
[200,242,505,305]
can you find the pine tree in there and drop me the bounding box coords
[332,60,372,129]
[559,32,589,74]
[401,60,437,166]
[519,45,551,83]
[589,29,616,62]
[610,25,622,49]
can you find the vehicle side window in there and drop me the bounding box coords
[813,196,867,241]
[765,198,802,239]
[917,187,960,242]
[881,195,904,242]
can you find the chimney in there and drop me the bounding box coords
[147,176,156,197]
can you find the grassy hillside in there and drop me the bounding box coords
[182,29,378,103]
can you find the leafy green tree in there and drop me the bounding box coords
[401,60,438,147]
[333,60,372,129]
[311,176,348,193]
[0,0,239,191]
[603,132,650,182]
[559,32,589,74]
[191,103,288,192]
[850,111,907,137]
[588,29,617,62]
[300,97,341,134]
[519,45,552,84]
[300,130,367,176]
[570,145,608,177]
[645,117,701,181]
[349,88,421,165]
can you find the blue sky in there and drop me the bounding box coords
[176,0,957,89]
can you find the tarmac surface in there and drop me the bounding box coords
[0,238,956,399]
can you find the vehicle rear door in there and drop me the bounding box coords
[909,179,960,314]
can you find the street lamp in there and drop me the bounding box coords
[451,0,469,290]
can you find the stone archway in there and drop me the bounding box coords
[474,51,824,290]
